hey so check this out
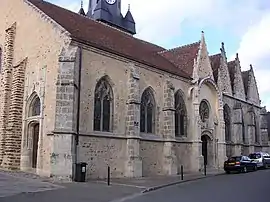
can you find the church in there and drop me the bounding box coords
[0,0,269,181]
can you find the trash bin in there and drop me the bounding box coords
[74,162,87,182]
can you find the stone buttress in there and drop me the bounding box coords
[124,63,142,177]
[162,79,177,175]
[0,23,18,168]
[51,44,79,180]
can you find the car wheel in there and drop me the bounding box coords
[226,171,230,174]
[253,165,257,171]
[243,166,247,173]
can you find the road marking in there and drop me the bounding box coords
[95,181,147,189]
[108,192,143,202]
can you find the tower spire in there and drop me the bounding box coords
[78,0,86,15]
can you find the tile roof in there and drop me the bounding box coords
[209,53,221,82]
[241,70,250,96]
[158,42,200,76]
[28,0,191,79]
[227,61,236,90]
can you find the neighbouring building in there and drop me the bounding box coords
[0,0,269,181]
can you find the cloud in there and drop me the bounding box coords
[236,13,270,109]
[49,0,270,109]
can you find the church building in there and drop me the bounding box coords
[0,0,269,181]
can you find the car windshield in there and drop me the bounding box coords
[249,153,261,159]
[228,157,241,162]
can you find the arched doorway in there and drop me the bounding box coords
[32,123,40,168]
[201,135,209,165]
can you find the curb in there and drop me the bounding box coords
[142,172,225,193]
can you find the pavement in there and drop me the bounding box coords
[119,169,270,202]
[0,168,224,202]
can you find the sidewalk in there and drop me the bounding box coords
[94,168,225,193]
[0,168,225,202]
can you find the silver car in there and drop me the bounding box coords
[248,152,270,169]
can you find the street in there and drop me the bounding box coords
[122,169,270,202]
[0,169,269,202]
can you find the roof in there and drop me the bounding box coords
[209,53,221,82]
[28,0,191,79]
[159,42,200,76]
[241,70,250,96]
[227,61,236,90]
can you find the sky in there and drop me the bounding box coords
[48,0,270,110]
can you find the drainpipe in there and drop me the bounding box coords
[74,46,82,180]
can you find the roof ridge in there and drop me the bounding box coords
[209,53,221,58]
[158,41,201,54]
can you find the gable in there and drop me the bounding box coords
[159,42,200,77]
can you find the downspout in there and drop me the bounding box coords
[74,46,82,180]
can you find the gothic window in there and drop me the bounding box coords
[175,91,187,137]
[93,77,113,132]
[223,104,231,142]
[199,100,210,122]
[252,112,259,143]
[140,87,155,133]
[29,96,41,117]
[0,47,2,72]
[241,108,245,143]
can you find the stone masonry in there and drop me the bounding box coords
[3,58,27,169]
[125,63,142,177]
[0,23,17,167]
[50,44,79,180]
[162,79,177,175]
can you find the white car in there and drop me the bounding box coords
[248,152,270,169]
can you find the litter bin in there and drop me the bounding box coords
[74,162,87,182]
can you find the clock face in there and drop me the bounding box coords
[106,0,116,5]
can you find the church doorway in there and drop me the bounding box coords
[201,134,214,166]
[31,123,39,169]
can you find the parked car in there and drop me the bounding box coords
[248,152,270,169]
[224,155,257,174]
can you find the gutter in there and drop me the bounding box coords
[74,46,82,179]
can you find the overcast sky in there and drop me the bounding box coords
[48,0,270,110]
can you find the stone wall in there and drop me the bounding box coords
[0,23,16,166]
[0,0,70,175]
[79,136,126,179]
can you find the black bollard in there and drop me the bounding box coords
[107,166,110,186]
[181,165,184,180]
[204,163,206,176]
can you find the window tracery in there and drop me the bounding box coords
[223,104,231,142]
[29,96,41,117]
[93,77,113,132]
[140,88,155,133]
[199,100,209,122]
[175,91,187,137]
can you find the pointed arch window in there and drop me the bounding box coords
[251,112,259,143]
[175,91,187,137]
[93,77,113,132]
[140,87,155,133]
[199,100,210,122]
[28,95,41,117]
[223,104,231,142]
[241,108,246,143]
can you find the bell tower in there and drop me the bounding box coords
[86,0,136,35]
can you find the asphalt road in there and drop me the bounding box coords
[1,169,269,202]
[122,169,270,202]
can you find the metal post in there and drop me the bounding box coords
[107,166,110,186]
[181,165,184,180]
[204,163,206,176]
